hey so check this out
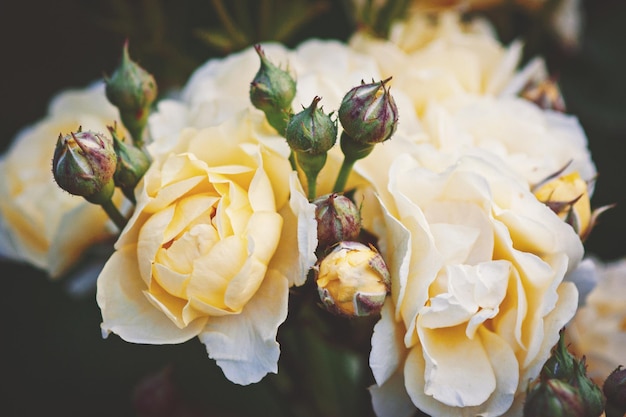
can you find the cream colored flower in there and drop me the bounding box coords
[567,257,626,383]
[356,148,583,416]
[419,94,596,187]
[96,110,316,385]
[0,82,121,278]
[349,11,546,115]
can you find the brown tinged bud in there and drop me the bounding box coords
[338,77,398,145]
[315,241,390,317]
[521,76,566,112]
[52,128,117,205]
[313,193,361,252]
[604,365,626,416]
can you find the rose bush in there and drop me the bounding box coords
[0,82,122,278]
[355,146,583,416]
[96,110,317,384]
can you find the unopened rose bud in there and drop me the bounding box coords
[286,96,337,199]
[313,193,361,252]
[108,124,151,203]
[52,128,117,205]
[604,366,626,415]
[521,76,566,112]
[286,96,337,155]
[542,329,577,381]
[570,357,606,417]
[338,77,398,145]
[105,40,157,147]
[249,44,296,135]
[315,241,390,317]
[523,379,586,417]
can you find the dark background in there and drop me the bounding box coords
[1,1,625,416]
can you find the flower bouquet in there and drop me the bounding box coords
[1,1,625,416]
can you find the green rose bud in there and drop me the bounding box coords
[108,124,151,203]
[52,128,117,205]
[286,96,337,200]
[604,366,626,416]
[313,193,361,253]
[315,241,390,317]
[338,77,398,145]
[286,96,337,155]
[524,379,586,417]
[249,44,296,135]
[105,40,158,147]
[542,328,577,381]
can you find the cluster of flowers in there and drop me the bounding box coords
[1,9,624,417]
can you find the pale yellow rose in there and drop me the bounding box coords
[349,11,547,115]
[566,257,626,383]
[96,110,316,384]
[0,82,121,278]
[355,147,583,416]
[419,94,596,187]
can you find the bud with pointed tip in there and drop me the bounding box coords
[249,44,296,135]
[286,96,337,199]
[105,40,157,147]
[315,241,390,317]
[313,193,361,252]
[52,129,117,205]
[338,77,398,145]
[108,124,151,203]
[542,329,577,381]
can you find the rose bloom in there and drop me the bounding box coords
[418,94,596,187]
[96,110,316,385]
[349,11,548,115]
[354,146,583,416]
[566,257,626,383]
[0,82,121,278]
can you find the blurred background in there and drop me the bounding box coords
[1,1,625,416]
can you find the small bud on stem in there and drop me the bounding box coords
[105,40,158,148]
[109,124,151,204]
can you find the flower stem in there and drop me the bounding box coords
[100,198,127,231]
[333,132,375,193]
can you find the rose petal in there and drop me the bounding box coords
[198,270,288,385]
[97,244,206,343]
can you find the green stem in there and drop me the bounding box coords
[100,198,128,231]
[333,132,375,193]
[333,156,356,194]
[288,150,297,171]
[306,171,317,201]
